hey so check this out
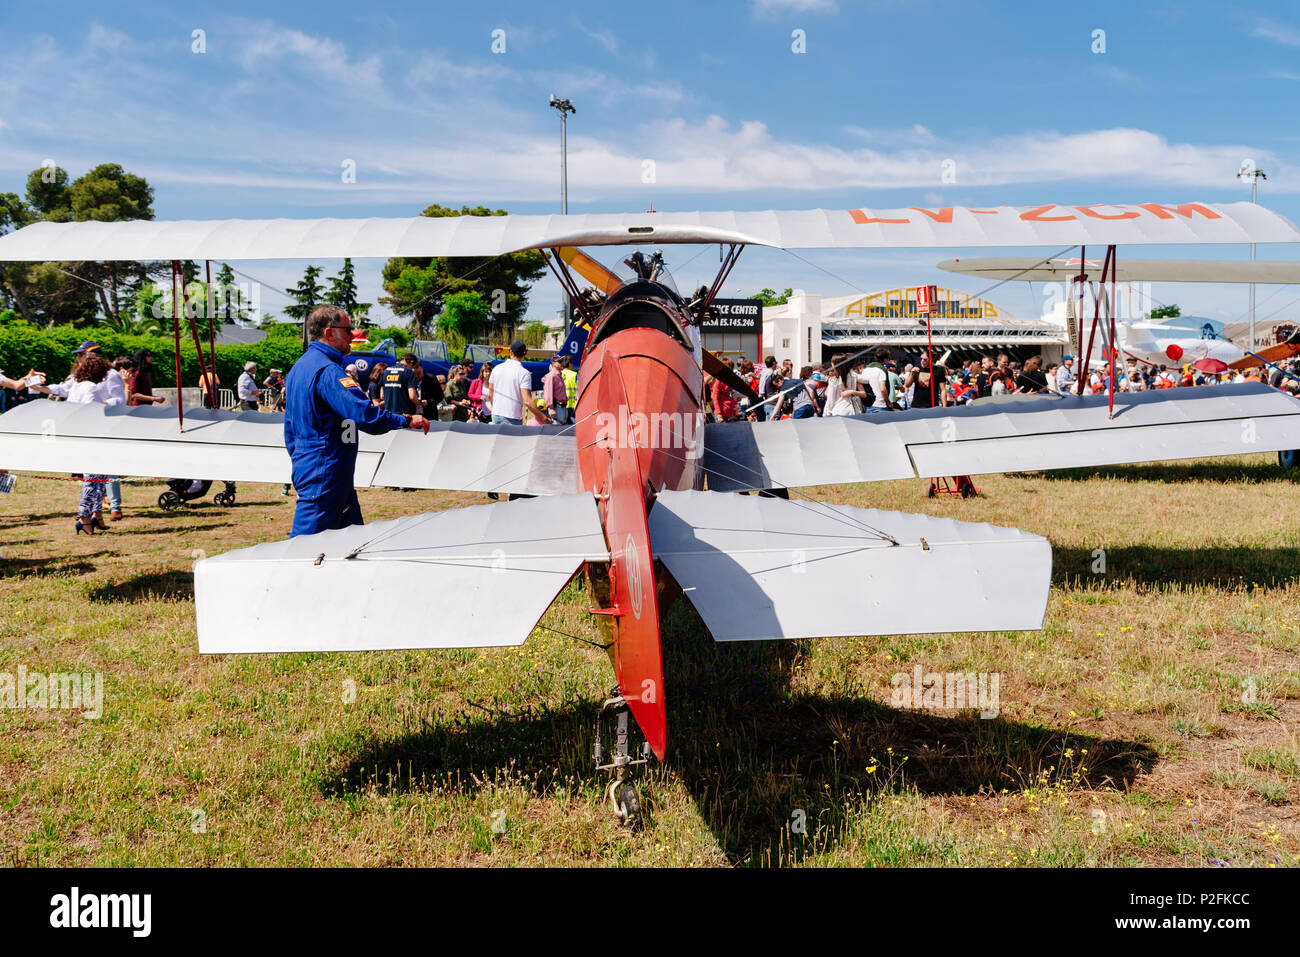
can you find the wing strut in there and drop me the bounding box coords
[170,260,184,431]
[1073,244,1120,416]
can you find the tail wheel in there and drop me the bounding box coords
[615,782,643,829]
[1280,450,1299,469]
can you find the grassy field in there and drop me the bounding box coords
[1,456,1298,867]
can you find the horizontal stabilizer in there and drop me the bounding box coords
[0,402,578,495]
[196,494,608,654]
[649,490,1050,641]
[704,383,1300,491]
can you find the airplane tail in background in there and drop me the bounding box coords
[557,319,590,366]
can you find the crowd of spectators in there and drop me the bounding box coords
[702,349,1300,422]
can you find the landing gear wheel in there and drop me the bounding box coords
[960,481,977,498]
[158,491,181,511]
[1280,449,1299,468]
[610,780,643,829]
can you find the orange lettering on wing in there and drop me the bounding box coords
[848,208,911,225]
[909,207,953,223]
[970,209,998,214]
[1137,203,1221,220]
[1075,204,1140,220]
[1019,204,1076,222]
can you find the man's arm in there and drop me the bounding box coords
[319,372,428,435]
[519,382,536,419]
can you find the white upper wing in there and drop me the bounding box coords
[0,203,1297,261]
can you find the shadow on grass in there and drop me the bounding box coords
[0,554,103,579]
[88,570,194,603]
[114,523,229,536]
[0,512,78,529]
[1034,461,1300,485]
[1052,545,1300,589]
[318,593,1155,866]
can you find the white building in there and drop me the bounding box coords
[763,287,1070,369]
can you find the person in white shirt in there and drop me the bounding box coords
[861,347,896,411]
[30,352,123,533]
[823,360,864,416]
[1056,355,1076,393]
[0,367,43,392]
[237,361,260,410]
[487,340,542,426]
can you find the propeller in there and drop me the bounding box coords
[557,247,623,297]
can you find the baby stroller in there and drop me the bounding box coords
[158,479,238,510]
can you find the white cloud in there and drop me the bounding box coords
[84,23,131,54]
[232,20,386,99]
[1251,19,1300,47]
[752,0,839,17]
[573,19,618,54]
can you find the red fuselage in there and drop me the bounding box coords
[571,279,705,759]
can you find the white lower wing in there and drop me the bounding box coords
[704,383,1300,491]
[649,490,1050,641]
[196,494,608,653]
[0,402,578,495]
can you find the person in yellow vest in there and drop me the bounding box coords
[559,355,578,426]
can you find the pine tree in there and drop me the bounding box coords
[284,265,325,321]
[325,258,371,323]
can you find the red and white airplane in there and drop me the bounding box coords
[4,201,1300,821]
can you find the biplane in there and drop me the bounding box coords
[4,202,1300,822]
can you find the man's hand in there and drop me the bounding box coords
[407,414,431,434]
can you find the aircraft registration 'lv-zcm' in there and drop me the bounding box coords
[3,202,1300,823]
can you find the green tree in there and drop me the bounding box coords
[752,287,793,306]
[214,263,246,323]
[4,163,161,326]
[68,164,159,322]
[0,192,37,321]
[325,258,371,323]
[435,290,488,354]
[1148,304,1181,320]
[380,204,546,339]
[520,320,550,349]
[284,265,325,322]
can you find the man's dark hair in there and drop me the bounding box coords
[764,356,776,368]
[401,352,419,366]
[873,346,891,363]
[306,304,349,341]
[132,348,153,366]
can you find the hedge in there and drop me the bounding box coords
[0,317,413,390]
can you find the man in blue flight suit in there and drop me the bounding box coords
[285,305,430,536]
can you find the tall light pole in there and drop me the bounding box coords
[549,95,576,334]
[1238,162,1267,351]
[549,94,575,214]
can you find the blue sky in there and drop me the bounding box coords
[2,0,1300,326]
